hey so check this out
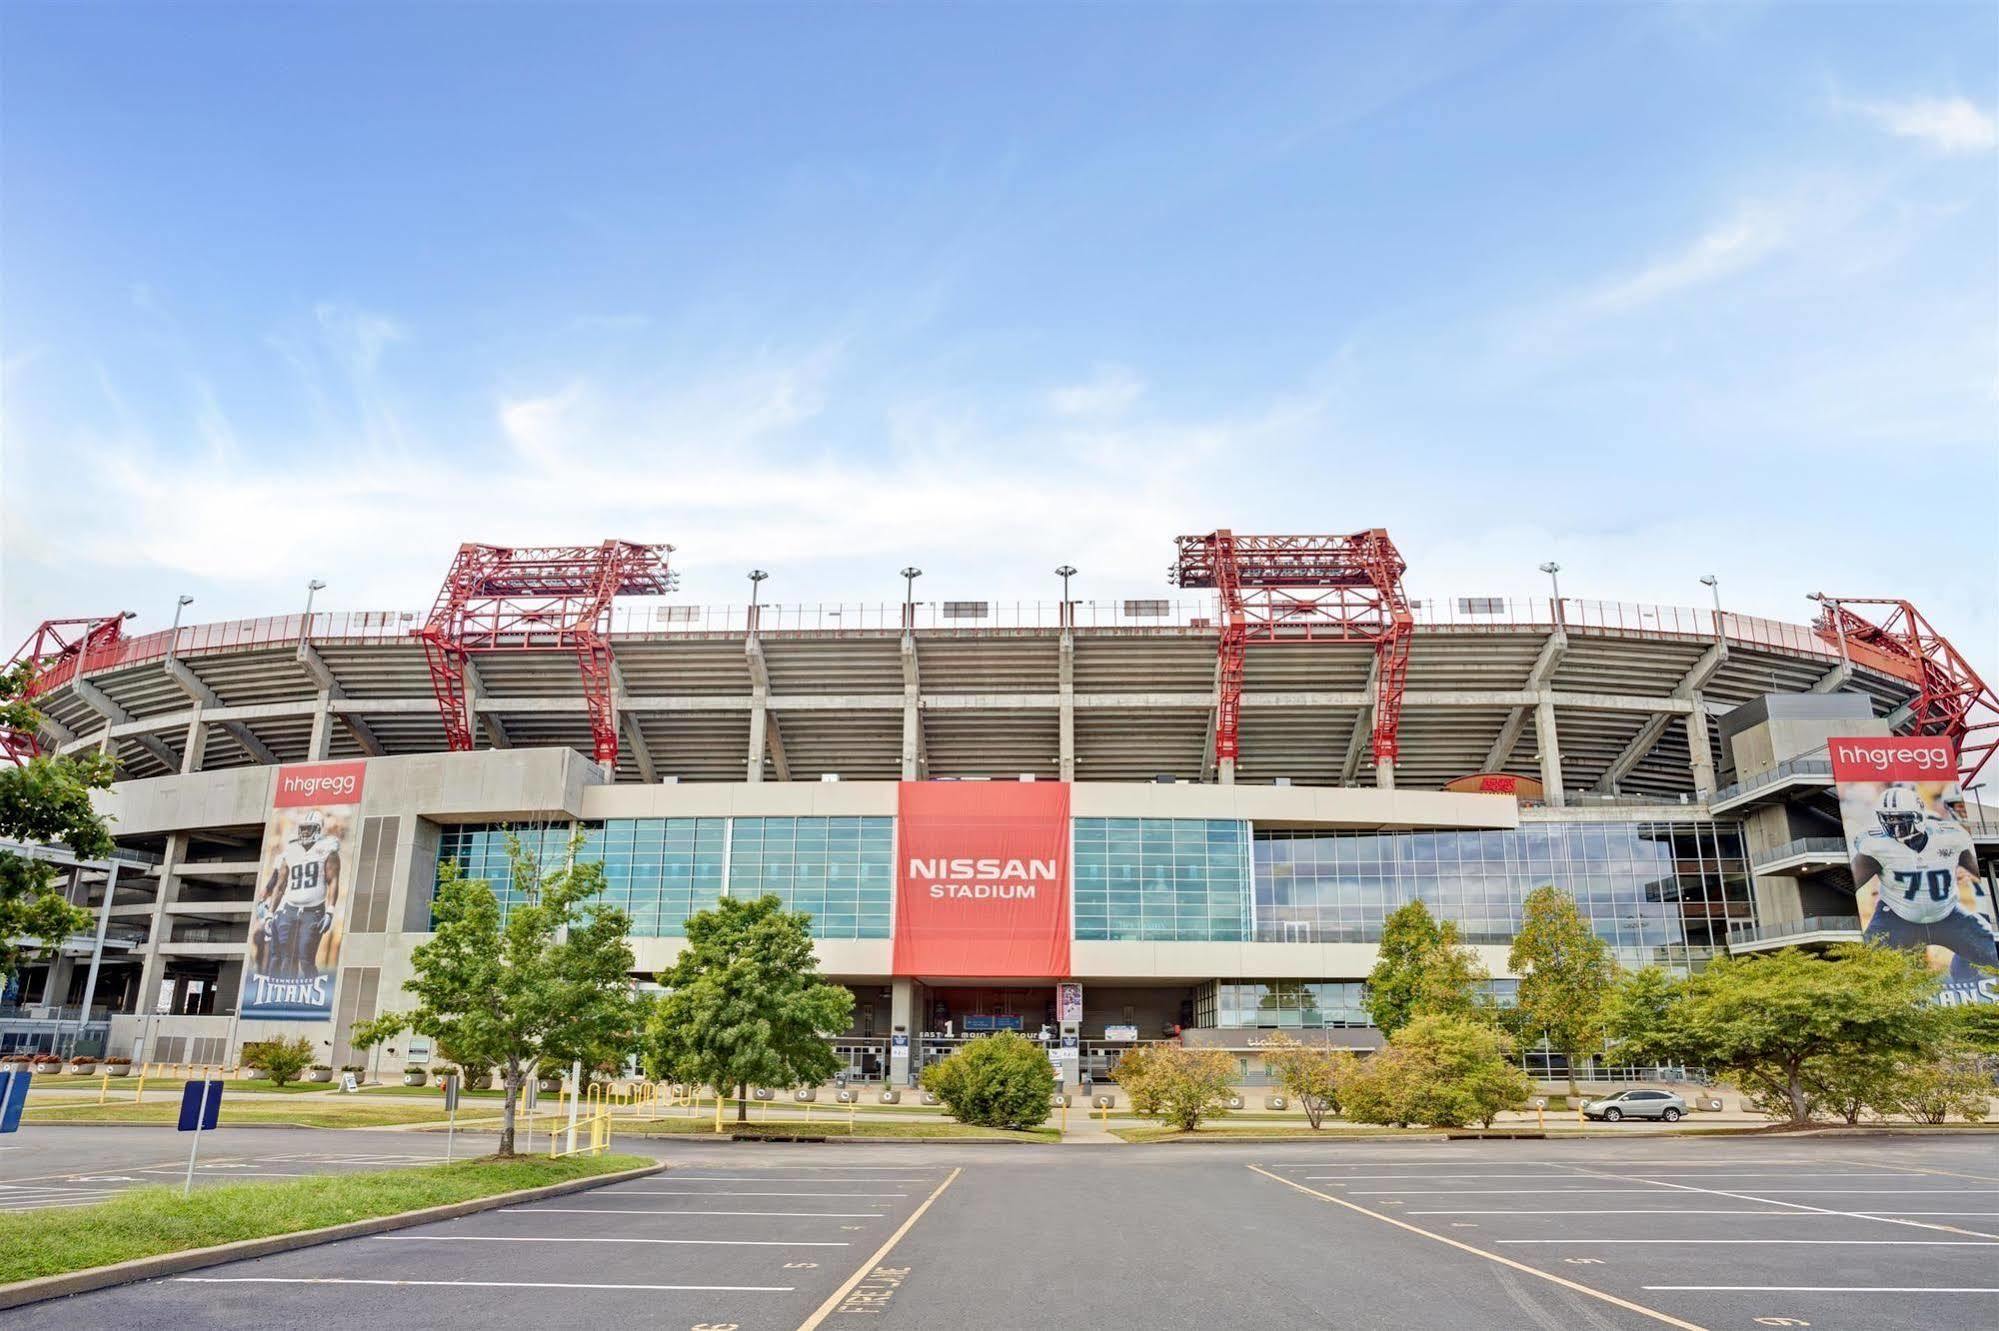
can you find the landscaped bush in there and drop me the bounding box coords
[919,1032,1055,1130]
[240,1036,315,1087]
[1111,1043,1240,1132]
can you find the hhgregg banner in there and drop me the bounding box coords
[894,782,1071,977]
[241,761,367,1020]
[1830,736,1998,1005]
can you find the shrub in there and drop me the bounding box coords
[919,1032,1054,1129]
[104,1056,131,1067]
[1344,1014,1532,1129]
[1112,1043,1239,1132]
[241,1036,315,1087]
[1260,1034,1359,1129]
[1896,1057,1992,1125]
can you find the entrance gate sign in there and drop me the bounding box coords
[894,781,1071,977]
[1829,736,1997,1006]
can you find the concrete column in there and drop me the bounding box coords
[133,834,186,1054]
[1685,702,1717,798]
[1534,697,1567,808]
[746,703,768,783]
[1218,756,1236,785]
[900,697,920,780]
[180,707,207,774]
[307,690,333,761]
[889,978,915,1085]
[1058,632,1076,783]
[1375,758,1395,790]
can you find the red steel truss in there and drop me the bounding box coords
[1,615,129,762]
[414,542,676,766]
[1812,597,1999,784]
[1171,529,1415,770]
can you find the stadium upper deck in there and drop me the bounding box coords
[15,592,1915,800]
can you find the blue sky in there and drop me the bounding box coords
[3,2,1994,666]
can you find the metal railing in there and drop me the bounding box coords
[1727,916,1862,945]
[42,595,1850,679]
[1712,752,1834,806]
[1751,836,1848,869]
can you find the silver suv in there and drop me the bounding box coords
[1581,1088,1687,1122]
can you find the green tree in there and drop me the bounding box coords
[1630,943,1944,1125]
[1112,1043,1239,1132]
[1508,885,1617,1099]
[1,666,113,987]
[358,834,643,1155]
[1363,900,1490,1036]
[921,1032,1054,1129]
[240,1036,314,1087]
[1343,1014,1532,1129]
[1259,1033,1358,1129]
[640,894,852,1123]
[1603,965,1688,1067]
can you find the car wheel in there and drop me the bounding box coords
[1661,1107,1681,1123]
[1603,1107,1622,1122]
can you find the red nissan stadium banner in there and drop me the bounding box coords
[894,781,1071,978]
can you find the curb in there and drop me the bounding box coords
[0,1160,665,1313]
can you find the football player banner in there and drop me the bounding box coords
[240,761,366,1020]
[1830,736,1998,1005]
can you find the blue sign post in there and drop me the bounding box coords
[0,1070,31,1134]
[178,1079,224,1196]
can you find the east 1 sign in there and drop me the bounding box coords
[893,781,1071,977]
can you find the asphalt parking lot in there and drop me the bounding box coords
[0,1126,468,1212]
[11,1133,1999,1330]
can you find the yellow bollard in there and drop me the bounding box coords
[849,1100,856,1132]
[135,1064,148,1103]
[713,1089,724,1134]
[99,1073,109,1106]
[804,1099,812,1123]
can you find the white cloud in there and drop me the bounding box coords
[3,330,1335,629]
[1048,365,1145,418]
[1584,204,1790,313]
[1851,95,1997,155]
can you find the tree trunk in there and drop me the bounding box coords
[498,1062,519,1157]
[1785,1061,1810,1125]
[1564,1046,1580,1101]
[737,1081,749,1123]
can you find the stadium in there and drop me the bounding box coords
[5,529,1996,1089]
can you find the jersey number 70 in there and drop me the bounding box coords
[1892,868,1952,903]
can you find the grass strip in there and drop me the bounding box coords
[0,1152,651,1285]
[1111,1123,1443,1142]
[615,1116,1057,1141]
[24,1098,453,1129]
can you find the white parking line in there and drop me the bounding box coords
[1498,1239,1999,1246]
[659,1176,933,1183]
[510,1207,884,1218]
[1555,1164,1999,1243]
[174,1277,796,1292]
[1407,1209,1839,1216]
[1352,1187,1997,1195]
[378,1236,850,1247]
[1644,1286,1999,1294]
[609,1190,907,1198]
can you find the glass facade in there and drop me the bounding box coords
[1197,980,1372,1028]
[727,817,895,940]
[1194,978,1518,1030]
[436,816,893,940]
[580,818,727,937]
[1073,818,1250,942]
[1255,820,1752,968]
[434,823,581,922]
